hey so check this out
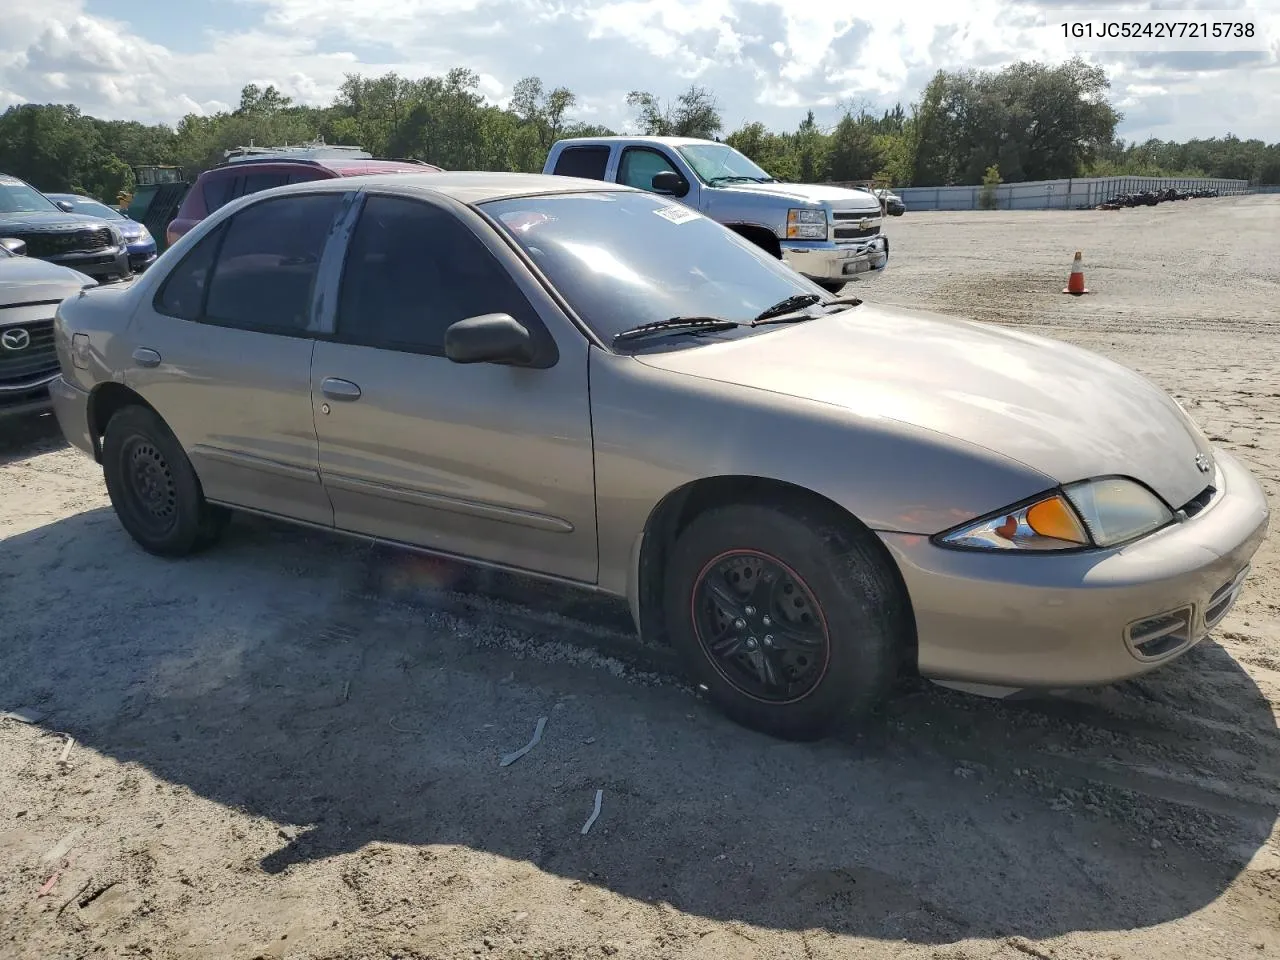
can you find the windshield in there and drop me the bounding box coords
[0,178,61,215]
[50,196,124,220]
[676,144,774,184]
[483,191,821,344]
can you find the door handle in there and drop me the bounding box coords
[132,347,161,368]
[321,377,362,401]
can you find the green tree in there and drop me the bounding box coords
[979,164,1002,209]
[825,111,880,182]
[626,85,722,138]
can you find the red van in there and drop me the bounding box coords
[166,156,441,247]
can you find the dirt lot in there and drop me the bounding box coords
[2,195,1279,960]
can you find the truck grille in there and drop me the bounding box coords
[12,227,114,258]
[0,318,58,387]
[834,225,880,241]
[831,211,881,242]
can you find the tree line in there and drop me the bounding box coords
[1,58,1276,205]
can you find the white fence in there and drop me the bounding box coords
[894,176,1252,211]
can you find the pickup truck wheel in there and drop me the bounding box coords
[663,502,906,741]
[815,279,847,294]
[102,405,227,557]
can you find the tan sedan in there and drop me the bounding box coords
[47,172,1270,740]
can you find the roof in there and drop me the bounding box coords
[275,170,636,205]
[553,135,720,149]
[204,157,439,177]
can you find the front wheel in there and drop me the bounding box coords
[663,502,909,741]
[814,279,847,294]
[102,405,228,557]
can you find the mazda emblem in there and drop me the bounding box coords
[1,327,31,351]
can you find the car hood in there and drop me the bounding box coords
[636,303,1216,514]
[720,182,882,214]
[0,256,96,305]
[0,211,111,232]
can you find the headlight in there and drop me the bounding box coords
[786,207,827,239]
[937,477,1173,552]
[1063,477,1173,547]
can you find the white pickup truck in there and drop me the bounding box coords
[542,136,888,292]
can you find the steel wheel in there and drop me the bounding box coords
[121,436,179,537]
[691,549,831,704]
[102,405,228,557]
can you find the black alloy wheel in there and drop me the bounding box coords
[691,549,831,704]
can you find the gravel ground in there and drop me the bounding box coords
[2,194,1279,960]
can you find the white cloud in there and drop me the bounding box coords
[0,0,1276,147]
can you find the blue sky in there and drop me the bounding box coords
[4,0,1278,145]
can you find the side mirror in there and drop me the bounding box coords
[651,171,690,197]
[55,200,75,213]
[0,237,27,256]
[444,313,535,365]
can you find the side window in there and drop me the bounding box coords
[203,194,344,335]
[240,171,291,196]
[552,146,610,181]
[617,148,679,192]
[202,175,241,214]
[154,222,226,321]
[336,195,539,356]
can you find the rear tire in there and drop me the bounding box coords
[102,405,228,557]
[663,502,908,741]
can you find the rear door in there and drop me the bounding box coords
[550,145,613,182]
[128,191,351,525]
[310,191,598,582]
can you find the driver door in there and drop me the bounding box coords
[310,192,598,583]
[616,145,701,210]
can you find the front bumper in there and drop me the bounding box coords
[45,246,132,283]
[782,235,889,282]
[126,239,158,272]
[878,448,1270,689]
[0,375,56,419]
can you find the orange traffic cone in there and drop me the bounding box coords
[1063,250,1089,295]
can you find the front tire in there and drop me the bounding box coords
[102,405,227,557]
[814,279,847,294]
[663,502,909,741]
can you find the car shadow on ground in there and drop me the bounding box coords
[0,411,66,465]
[2,507,1276,945]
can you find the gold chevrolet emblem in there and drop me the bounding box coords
[858,218,873,230]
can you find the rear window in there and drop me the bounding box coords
[241,171,291,195]
[552,146,611,181]
[202,174,241,214]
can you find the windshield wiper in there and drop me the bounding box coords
[613,316,741,343]
[706,175,756,185]
[750,293,865,326]
[752,294,822,323]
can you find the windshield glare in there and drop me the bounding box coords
[484,192,821,343]
[0,180,60,215]
[676,144,773,183]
